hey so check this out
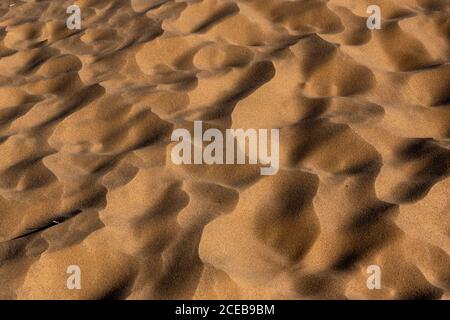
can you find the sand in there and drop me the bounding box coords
[0,0,449,300]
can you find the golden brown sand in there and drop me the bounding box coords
[0,0,449,300]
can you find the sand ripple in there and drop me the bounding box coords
[0,0,449,299]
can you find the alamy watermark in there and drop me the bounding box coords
[171,121,279,176]
[56,3,385,295]
[66,265,81,290]
[66,5,81,30]
[366,265,382,290]
[63,4,380,31]
[367,5,382,30]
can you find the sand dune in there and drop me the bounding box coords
[0,0,449,299]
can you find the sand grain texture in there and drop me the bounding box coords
[0,0,449,299]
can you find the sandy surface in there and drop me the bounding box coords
[0,0,449,299]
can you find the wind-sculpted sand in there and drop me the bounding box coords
[0,0,449,300]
